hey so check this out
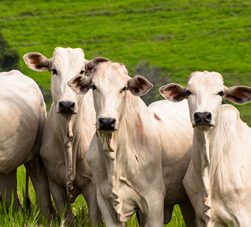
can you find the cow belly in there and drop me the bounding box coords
[0,122,37,173]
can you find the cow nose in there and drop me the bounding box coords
[194,112,212,124]
[58,101,76,114]
[204,112,212,123]
[98,118,116,131]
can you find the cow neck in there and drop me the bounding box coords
[99,92,153,158]
[98,93,153,221]
[53,91,95,201]
[192,109,229,222]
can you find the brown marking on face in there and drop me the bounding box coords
[85,57,110,76]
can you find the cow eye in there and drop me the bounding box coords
[80,70,85,74]
[217,91,224,97]
[51,68,58,75]
[186,90,192,96]
[120,86,127,93]
[91,84,96,90]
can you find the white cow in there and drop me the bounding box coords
[0,70,51,216]
[160,71,251,226]
[23,48,100,225]
[68,57,195,227]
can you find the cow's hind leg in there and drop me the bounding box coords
[48,176,74,226]
[179,199,196,227]
[25,156,53,219]
[0,169,21,210]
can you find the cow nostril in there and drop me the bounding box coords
[59,101,64,108]
[204,112,212,122]
[194,112,202,123]
[194,112,200,120]
[98,118,104,126]
[110,118,116,125]
[70,102,75,109]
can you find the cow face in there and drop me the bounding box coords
[184,72,225,128]
[160,71,251,129]
[24,47,87,115]
[68,57,152,132]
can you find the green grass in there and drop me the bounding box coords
[12,166,184,226]
[0,0,251,225]
[1,0,250,123]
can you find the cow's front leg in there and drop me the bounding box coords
[48,175,74,226]
[81,179,101,226]
[97,189,123,227]
[140,195,164,227]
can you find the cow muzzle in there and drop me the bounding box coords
[193,112,213,127]
[98,118,116,131]
[58,101,76,115]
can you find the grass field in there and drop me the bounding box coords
[0,0,251,226]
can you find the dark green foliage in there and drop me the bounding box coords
[0,33,19,71]
[134,61,170,105]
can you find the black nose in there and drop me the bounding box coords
[98,118,116,131]
[58,101,75,114]
[194,112,212,124]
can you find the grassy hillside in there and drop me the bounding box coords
[0,0,251,225]
[1,0,251,123]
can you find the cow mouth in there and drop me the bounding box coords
[193,123,214,128]
[58,110,77,115]
[98,127,118,132]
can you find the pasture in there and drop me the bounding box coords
[0,0,251,226]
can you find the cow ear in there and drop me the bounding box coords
[23,52,50,72]
[225,86,251,104]
[85,57,110,76]
[67,75,91,95]
[127,75,153,96]
[159,83,186,102]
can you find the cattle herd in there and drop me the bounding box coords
[0,47,250,227]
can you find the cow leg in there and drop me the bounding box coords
[179,200,196,227]
[24,156,53,219]
[96,188,121,227]
[140,197,164,227]
[0,169,20,210]
[81,179,101,226]
[48,175,74,225]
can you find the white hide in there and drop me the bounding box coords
[71,60,195,227]
[23,48,100,225]
[0,70,51,215]
[161,71,251,226]
[0,70,43,171]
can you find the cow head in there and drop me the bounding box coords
[68,57,152,132]
[160,71,251,129]
[23,47,87,116]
